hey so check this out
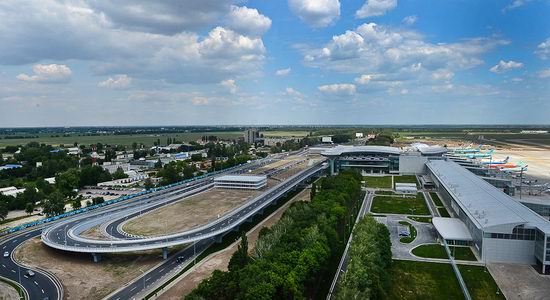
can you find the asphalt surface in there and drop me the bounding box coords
[0,230,61,300]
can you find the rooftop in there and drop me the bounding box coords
[214,175,267,182]
[433,217,473,241]
[321,145,401,156]
[427,159,550,234]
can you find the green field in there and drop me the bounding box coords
[412,244,477,261]
[430,192,444,206]
[386,260,503,300]
[363,176,393,189]
[370,193,430,215]
[394,175,418,187]
[399,221,417,243]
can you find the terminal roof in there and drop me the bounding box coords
[427,160,550,234]
[215,175,267,182]
[432,217,473,241]
[321,145,401,156]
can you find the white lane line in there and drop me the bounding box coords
[1,264,5,268]
[2,246,5,249]
[34,281,38,285]
[11,269,16,273]
[41,289,44,294]
[159,268,165,272]
[145,277,151,281]
[130,286,137,291]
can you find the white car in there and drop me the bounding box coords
[3,251,9,258]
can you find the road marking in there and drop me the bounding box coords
[130,286,136,291]
[159,268,165,272]
[146,277,150,281]
[11,269,16,273]
[1,264,4,268]
[34,281,38,285]
[24,275,28,279]
[42,289,44,294]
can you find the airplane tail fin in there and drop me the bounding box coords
[504,156,509,163]
[478,144,484,149]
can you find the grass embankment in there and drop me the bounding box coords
[398,221,417,243]
[408,216,432,223]
[430,192,452,217]
[394,175,419,187]
[385,260,503,300]
[411,244,477,261]
[371,193,430,215]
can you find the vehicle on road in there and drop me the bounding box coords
[26,270,35,277]
[3,251,8,258]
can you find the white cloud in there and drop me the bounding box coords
[402,15,417,25]
[489,60,524,73]
[535,38,550,60]
[288,0,340,28]
[227,5,272,37]
[98,74,132,89]
[276,67,292,76]
[355,74,375,85]
[220,79,238,93]
[356,0,397,18]
[191,96,210,105]
[318,83,356,95]
[431,69,454,80]
[0,1,267,84]
[537,68,550,78]
[502,0,532,12]
[284,87,305,101]
[16,64,72,83]
[303,23,509,75]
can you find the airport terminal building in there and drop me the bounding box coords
[427,160,550,272]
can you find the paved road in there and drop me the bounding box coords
[0,230,61,300]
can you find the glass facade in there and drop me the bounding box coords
[336,153,399,174]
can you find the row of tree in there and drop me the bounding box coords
[334,216,392,299]
[186,170,363,300]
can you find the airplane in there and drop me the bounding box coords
[490,161,525,169]
[481,156,509,165]
[453,144,484,154]
[460,149,494,159]
[500,165,528,173]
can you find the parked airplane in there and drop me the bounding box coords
[461,149,494,159]
[500,165,528,173]
[490,161,525,169]
[453,144,484,154]
[481,156,509,165]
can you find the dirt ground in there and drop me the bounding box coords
[14,237,170,300]
[488,263,550,300]
[157,186,312,299]
[80,225,110,240]
[251,156,305,174]
[123,188,264,237]
[0,281,19,300]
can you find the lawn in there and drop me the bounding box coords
[412,244,477,261]
[375,190,396,195]
[430,192,444,206]
[394,175,419,187]
[398,221,417,243]
[363,176,393,189]
[438,207,451,217]
[386,260,503,300]
[370,193,430,215]
[408,216,432,223]
[459,265,506,300]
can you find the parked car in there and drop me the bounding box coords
[3,251,9,258]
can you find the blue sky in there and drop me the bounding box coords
[0,0,549,126]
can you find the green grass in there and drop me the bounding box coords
[430,192,444,206]
[398,221,417,243]
[371,193,430,215]
[363,176,393,189]
[0,277,26,299]
[412,244,477,261]
[438,206,451,217]
[394,175,419,187]
[385,260,463,300]
[386,260,503,300]
[375,190,397,195]
[408,216,432,223]
[459,265,506,300]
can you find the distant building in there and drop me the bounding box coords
[102,162,130,174]
[67,147,81,155]
[244,129,259,144]
[520,130,548,134]
[263,137,296,147]
[0,164,23,171]
[321,136,333,143]
[97,171,149,187]
[0,186,25,197]
[355,132,364,138]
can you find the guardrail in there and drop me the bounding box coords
[1,158,271,237]
[41,163,326,253]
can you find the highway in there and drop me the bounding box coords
[42,162,326,253]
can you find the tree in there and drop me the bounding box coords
[42,191,66,217]
[0,201,8,221]
[71,199,82,210]
[154,159,163,169]
[56,169,80,197]
[310,182,316,200]
[228,232,250,271]
[143,178,154,190]
[25,202,34,215]
[132,142,138,151]
[112,167,129,180]
[92,197,105,205]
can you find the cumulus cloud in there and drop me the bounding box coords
[98,74,132,89]
[489,60,524,73]
[226,5,272,37]
[0,1,267,84]
[284,87,306,102]
[431,69,454,80]
[288,0,340,28]
[220,79,238,93]
[191,96,210,105]
[276,67,292,76]
[535,38,550,60]
[502,0,532,12]
[538,68,550,78]
[87,0,234,35]
[402,15,417,25]
[16,64,72,83]
[355,74,375,85]
[356,0,397,18]
[318,83,356,95]
[303,23,509,75]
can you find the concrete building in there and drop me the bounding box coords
[214,175,267,190]
[395,183,417,194]
[97,171,149,187]
[0,186,25,197]
[244,129,259,144]
[427,159,550,272]
[102,162,130,174]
